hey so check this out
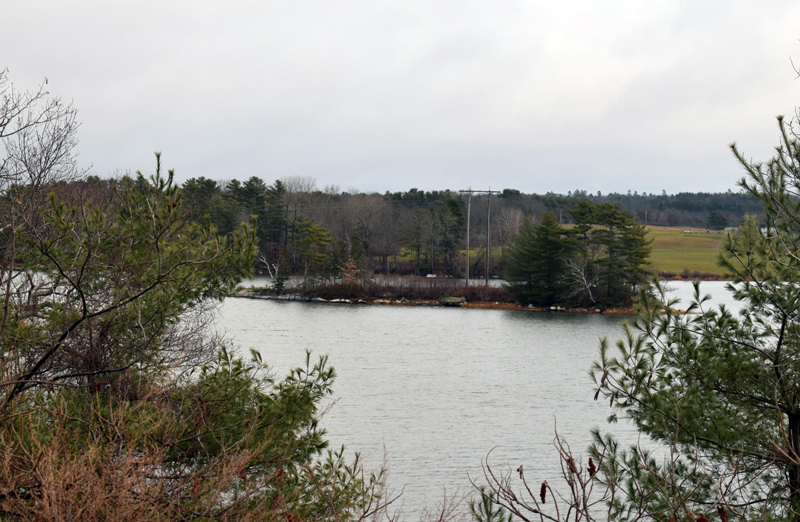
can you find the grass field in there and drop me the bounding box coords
[647,226,725,276]
[392,226,728,277]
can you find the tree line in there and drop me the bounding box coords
[177,176,656,308]
[174,174,755,286]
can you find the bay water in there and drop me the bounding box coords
[216,280,739,517]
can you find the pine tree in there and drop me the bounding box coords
[593,116,800,520]
[503,212,570,306]
[568,200,652,307]
[272,247,292,294]
[707,209,729,230]
[263,179,288,246]
[0,71,390,520]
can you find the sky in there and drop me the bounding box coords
[5,1,800,195]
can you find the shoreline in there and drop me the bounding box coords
[230,291,640,316]
[231,274,730,316]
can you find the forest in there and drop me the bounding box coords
[173,174,757,282]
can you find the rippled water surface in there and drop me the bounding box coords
[216,281,737,516]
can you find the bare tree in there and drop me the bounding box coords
[477,430,753,522]
[495,206,525,250]
[282,175,318,218]
[0,69,84,193]
[372,199,401,274]
[281,175,318,245]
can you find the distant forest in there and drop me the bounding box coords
[385,187,760,228]
[166,174,759,277]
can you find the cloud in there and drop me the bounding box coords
[5,0,800,193]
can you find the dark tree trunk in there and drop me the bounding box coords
[788,412,800,521]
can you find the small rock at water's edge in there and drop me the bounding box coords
[439,297,467,307]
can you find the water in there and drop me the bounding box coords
[216,281,737,517]
[659,279,743,313]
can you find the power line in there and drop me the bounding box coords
[459,188,500,286]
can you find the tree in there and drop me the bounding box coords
[1,158,256,411]
[371,199,401,275]
[0,164,391,520]
[567,200,651,307]
[502,213,570,306]
[0,70,83,193]
[262,179,288,247]
[495,205,525,254]
[272,247,292,294]
[473,118,800,522]
[707,209,729,230]
[182,176,241,235]
[0,72,391,520]
[182,176,219,210]
[402,209,426,275]
[501,202,651,308]
[438,196,466,277]
[293,218,334,285]
[590,116,800,520]
[282,175,317,240]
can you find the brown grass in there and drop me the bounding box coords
[299,276,516,303]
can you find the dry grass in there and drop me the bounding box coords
[303,277,515,303]
[0,381,395,522]
[0,392,273,522]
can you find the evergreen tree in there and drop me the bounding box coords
[592,116,800,520]
[568,200,652,306]
[181,176,219,210]
[707,209,729,230]
[293,219,334,286]
[438,197,466,276]
[503,213,570,306]
[501,203,650,308]
[262,179,288,246]
[0,163,386,520]
[272,247,292,294]
[182,176,240,235]
[0,73,390,519]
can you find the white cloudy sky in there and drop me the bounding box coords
[5,1,800,194]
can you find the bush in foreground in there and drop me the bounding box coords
[476,116,800,521]
[0,72,391,520]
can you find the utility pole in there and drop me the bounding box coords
[485,188,500,286]
[465,188,472,286]
[459,188,500,287]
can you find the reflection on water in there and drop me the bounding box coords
[658,280,743,313]
[216,281,738,517]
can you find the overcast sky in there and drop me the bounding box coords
[5,1,800,194]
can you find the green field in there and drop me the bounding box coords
[394,226,727,277]
[647,226,725,276]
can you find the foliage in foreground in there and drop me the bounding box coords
[476,116,800,521]
[0,165,390,520]
[1,349,389,521]
[0,69,392,520]
[0,166,391,519]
